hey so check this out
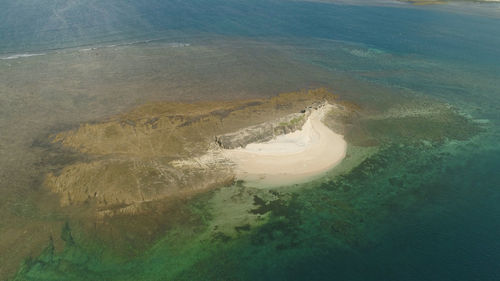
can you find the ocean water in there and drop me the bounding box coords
[1,0,500,280]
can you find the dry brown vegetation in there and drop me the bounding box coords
[45,88,341,216]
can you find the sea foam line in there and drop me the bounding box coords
[0,53,45,60]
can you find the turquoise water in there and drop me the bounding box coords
[2,0,500,280]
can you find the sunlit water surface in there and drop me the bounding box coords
[1,0,499,280]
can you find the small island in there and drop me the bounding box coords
[44,89,354,216]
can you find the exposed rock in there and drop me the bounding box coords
[43,88,344,215]
[215,112,308,149]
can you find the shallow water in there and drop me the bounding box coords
[1,0,499,280]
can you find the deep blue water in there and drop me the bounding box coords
[2,0,500,67]
[287,150,500,281]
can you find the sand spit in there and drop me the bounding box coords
[223,103,346,186]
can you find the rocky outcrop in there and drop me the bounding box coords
[214,101,331,149]
[215,112,307,149]
[44,88,341,215]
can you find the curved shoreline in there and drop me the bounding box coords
[223,103,347,186]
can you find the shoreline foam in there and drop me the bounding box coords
[223,103,347,186]
[0,53,45,60]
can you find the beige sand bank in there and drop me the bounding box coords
[223,103,347,186]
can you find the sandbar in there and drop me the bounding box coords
[223,103,347,186]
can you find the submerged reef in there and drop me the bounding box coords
[13,87,484,281]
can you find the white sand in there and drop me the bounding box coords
[223,103,347,186]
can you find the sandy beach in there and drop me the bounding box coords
[223,103,347,186]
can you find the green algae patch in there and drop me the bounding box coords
[339,102,483,146]
[361,112,482,143]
